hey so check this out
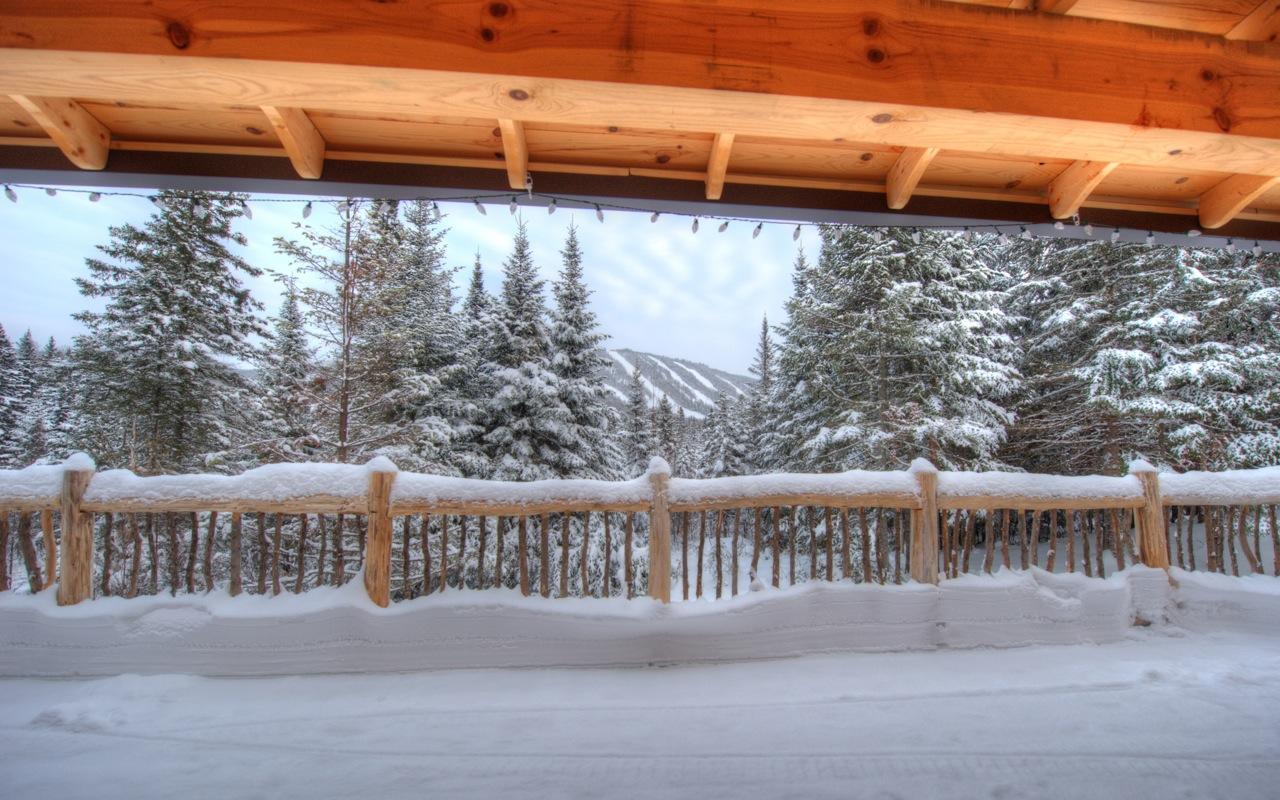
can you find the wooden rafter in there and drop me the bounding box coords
[260,106,324,179]
[1226,1,1280,41]
[1199,174,1280,229]
[496,118,528,191]
[1047,160,1119,219]
[705,133,735,201]
[885,147,939,210]
[9,95,108,169]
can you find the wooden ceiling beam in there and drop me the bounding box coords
[260,105,324,179]
[4,50,1279,181]
[1,1,1279,165]
[1199,174,1280,228]
[1047,160,1119,219]
[8,95,108,169]
[705,133,735,201]
[886,146,939,209]
[496,118,528,191]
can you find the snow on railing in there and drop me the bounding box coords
[1,454,1278,607]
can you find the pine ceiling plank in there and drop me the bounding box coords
[261,105,324,179]
[1226,1,1280,41]
[80,101,274,146]
[1095,165,1230,202]
[1,1,1279,178]
[9,95,109,169]
[1047,160,1119,218]
[496,118,528,190]
[727,138,900,181]
[886,146,940,209]
[1199,174,1280,228]
[705,133,735,200]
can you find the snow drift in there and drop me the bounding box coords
[1,566,1274,677]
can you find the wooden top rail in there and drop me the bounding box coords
[3,458,1280,518]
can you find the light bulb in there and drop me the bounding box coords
[1187,229,1201,238]
[595,205,604,223]
[752,222,763,239]
[473,198,486,216]
[911,228,922,244]
[4,185,15,203]
[1084,224,1093,237]
[1145,231,1155,246]
[1226,239,1237,254]
[547,198,557,215]
[792,225,801,241]
[1110,228,1120,243]
[998,232,1009,245]
[1019,227,1032,241]
[718,220,729,233]
[650,211,660,223]
[302,201,313,219]
[45,188,56,197]
[89,192,101,203]
[1053,220,1064,230]
[509,196,518,215]
[241,199,252,219]
[1253,242,1263,257]
[691,217,699,234]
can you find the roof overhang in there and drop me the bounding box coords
[1,0,1278,239]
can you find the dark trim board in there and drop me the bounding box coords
[2,146,1277,247]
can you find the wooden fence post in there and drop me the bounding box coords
[647,458,672,603]
[1130,460,1170,569]
[363,457,398,608]
[909,458,940,585]
[56,453,96,606]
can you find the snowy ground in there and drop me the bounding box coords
[1,631,1277,799]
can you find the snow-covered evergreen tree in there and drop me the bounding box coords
[0,324,18,466]
[620,366,651,475]
[483,220,575,481]
[254,282,320,463]
[548,224,621,479]
[73,191,264,472]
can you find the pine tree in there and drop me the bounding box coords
[701,392,750,476]
[651,394,678,466]
[483,220,575,481]
[746,314,774,472]
[73,191,264,472]
[255,282,320,462]
[1,330,37,465]
[620,366,651,475]
[548,224,621,478]
[452,253,498,477]
[0,324,18,466]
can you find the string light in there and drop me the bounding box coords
[0,183,1262,255]
[523,173,533,198]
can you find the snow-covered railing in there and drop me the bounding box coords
[2,454,1278,607]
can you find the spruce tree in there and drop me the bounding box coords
[256,283,320,462]
[620,366,651,475]
[73,191,263,472]
[483,220,575,481]
[548,224,621,478]
[0,324,17,466]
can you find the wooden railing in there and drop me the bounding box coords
[1,455,1277,607]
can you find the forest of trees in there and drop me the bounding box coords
[2,190,1279,483]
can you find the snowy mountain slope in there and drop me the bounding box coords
[600,348,755,419]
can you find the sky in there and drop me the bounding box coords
[0,185,819,374]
